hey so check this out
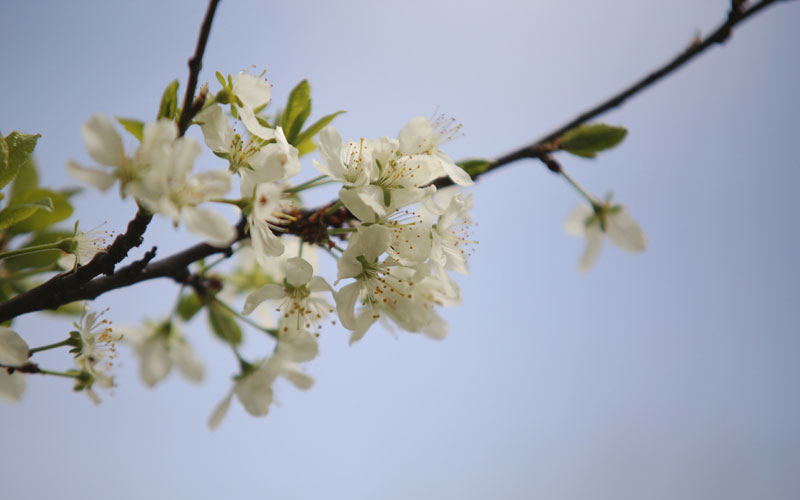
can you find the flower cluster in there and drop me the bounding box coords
[40,70,479,425]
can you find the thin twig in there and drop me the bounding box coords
[177,0,221,136]
[437,0,789,187]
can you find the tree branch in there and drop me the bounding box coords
[0,0,789,323]
[437,0,789,188]
[177,0,221,136]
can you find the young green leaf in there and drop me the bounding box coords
[9,156,39,202]
[117,117,145,141]
[280,80,311,144]
[457,158,493,179]
[157,79,180,120]
[1,132,40,191]
[8,189,73,233]
[0,135,8,190]
[559,123,628,159]
[292,110,346,151]
[208,302,243,346]
[0,197,53,230]
[177,293,203,321]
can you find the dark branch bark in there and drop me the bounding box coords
[436,0,788,188]
[177,0,221,136]
[0,0,789,324]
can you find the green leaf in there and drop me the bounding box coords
[8,188,72,233]
[296,140,316,157]
[280,80,311,144]
[117,117,145,141]
[0,198,53,230]
[559,123,628,159]
[207,302,242,346]
[1,132,40,191]
[157,79,180,120]
[177,293,203,321]
[9,156,39,202]
[292,110,346,151]
[457,158,493,179]
[0,135,8,191]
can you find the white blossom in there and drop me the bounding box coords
[73,305,121,403]
[207,348,313,430]
[565,202,647,272]
[67,115,176,196]
[243,257,333,360]
[120,321,203,387]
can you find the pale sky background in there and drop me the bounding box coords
[1,1,799,499]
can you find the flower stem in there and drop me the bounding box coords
[0,241,66,261]
[560,169,599,207]
[212,298,278,339]
[323,199,344,218]
[29,338,73,355]
[284,175,329,194]
[37,368,81,379]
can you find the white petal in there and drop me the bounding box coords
[237,105,275,140]
[308,276,333,293]
[0,328,29,366]
[207,389,234,431]
[282,370,314,391]
[233,72,272,110]
[81,114,124,167]
[172,137,203,179]
[565,204,594,236]
[360,224,392,262]
[340,186,384,222]
[196,105,234,154]
[442,160,474,186]
[0,371,25,402]
[172,341,204,382]
[398,116,435,155]
[277,331,318,363]
[285,257,313,287]
[579,223,605,273]
[315,127,346,180]
[249,217,285,258]
[182,206,236,247]
[235,370,274,417]
[66,161,117,191]
[334,282,362,330]
[606,209,647,252]
[138,338,171,387]
[242,284,285,315]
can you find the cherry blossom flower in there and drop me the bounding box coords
[207,347,313,430]
[120,321,203,387]
[565,202,647,272]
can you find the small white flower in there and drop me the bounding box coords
[565,202,647,272]
[397,115,473,187]
[120,321,203,387]
[67,115,177,196]
[58,223,113,269]
[207,349,313,430]
[73,304,122,403]
[243,257,333,356]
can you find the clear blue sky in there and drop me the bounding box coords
[1,1,799,498]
